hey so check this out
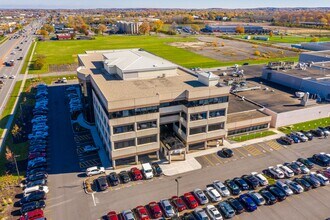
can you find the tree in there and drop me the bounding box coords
[190,24,200,32]
[152,20,164,33]
[183,15,194,24]
[33,55,46,70]
[39,29,49,38]
[311,37,319,42]
[235,26,245,34]
[98,24,107,35]
[42,24,54,33]
[5,146,13,162]
[139,21,150,35]
[269,31,274,38]
[254,50,261,56]
[11,124,21,139]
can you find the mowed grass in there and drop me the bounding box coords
[31,35,223,74]
[20,42,36,74]
[235,35,330,44]
[279,117,330,134]
[229,130,277,142]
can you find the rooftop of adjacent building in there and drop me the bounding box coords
[300,49,330,57]
[269,63,330,79]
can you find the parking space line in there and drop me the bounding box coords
[203,155,215,166]
[267,141,283,151]
[245,145,263,156]
[256,143,271,153]
[234,148,247,157]
[211,153,223,164]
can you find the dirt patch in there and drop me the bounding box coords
[49,64,77,73]
[170,36,298,62]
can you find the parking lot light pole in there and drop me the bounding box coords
[175,176,182,197]
[13,154,20,177]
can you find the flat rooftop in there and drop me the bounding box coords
[227,110,269,124]
[228,94,261,114]
[274,66,330,79]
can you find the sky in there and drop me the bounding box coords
[0,0,329,9]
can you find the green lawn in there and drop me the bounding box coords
[0,36,7,44]
[20,42,36,74]
[279,117,330,134]
[229,130,277,142]
[26,74,77,85]
[31,35,223,74]
[235,35,330,44]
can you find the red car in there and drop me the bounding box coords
[135,206,150,220]
[171,196,187,212]
[183,192,198,209]
[107,211,119,220]
[148,201,163,219]
[28,152,46,160]
[317,168,330,178]
[131,167,143,181]
[19,209,44,220]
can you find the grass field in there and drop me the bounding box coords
[229,130,277,142]
[31,35,224,74]
[279,117,330,134]
[235,35,330,44]
[0,36,7,44]
[20,41,36,74]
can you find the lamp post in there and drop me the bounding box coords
[13,154,20,177]
[175,177,182,197]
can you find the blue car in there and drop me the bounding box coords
[218,201,235,219]
[239,194,257,212]
[288,134,300,143]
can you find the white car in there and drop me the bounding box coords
[285,180,304,194]
[193,188,209,205]
[205,187,222,202]
[275,180,293,196]
[122,210,135,220]
[294,132,308,142]
[268,166,284,179]
[206,204,223,220]
[251,172,268,186]
[294,161,310,174]
[9,75,15,79]
[213,180,230,197]
[1,75,8,79]
[24,185,49,197]
[83,145,99,153]
[277,164,294,178]
[85,166,105,177]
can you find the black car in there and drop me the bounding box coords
[293,178,312,191]
[220,148,234,158]
[302,175,320,188]
[26,168,47,177]
[26,172,48,182]
[267,185,286,201]
[20,200,46,214]
[151,162,163,176]
[96,176,108,191]
[279,136,294,145]
[119,171,131,183]
[108,172,120,186]
[233,177,249,191]
[310,129,324,137]
[312,154,330,167]
[19,191,46,205]
[241,175,259,189]
[297,158,314,169]
[300,130,313,140]
[225,179,241,195]
[283,162,301,175]
[27,162,47,171]
[259,189,277,205]
[227,198,244,214]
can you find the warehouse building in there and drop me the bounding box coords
[77,49,231,167]
[202,25,267,34]
[299,50,330,63]
[300,42,330,51]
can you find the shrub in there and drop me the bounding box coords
[310,37,319,42]
[7,198,12,205]
[254,50,261,56]
[1,199,7,206]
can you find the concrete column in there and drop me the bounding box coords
[204,141,207,150]
[135,155,138,165]
[183,150,186,160]
[156,151,160,160]
[186,143,189,153]
[112,160,116,169]
[168,150,171,164]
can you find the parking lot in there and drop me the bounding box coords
[196,140,286,168]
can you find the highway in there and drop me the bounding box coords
[0,20,41,118]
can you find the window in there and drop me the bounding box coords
[137,135,158,145]
[174,121,180,128]
[181,112,187,121]
[160,100,186,108]
[109,106,159,119]
[137,120,157,130]
[228,124,268,136]
[181,125,186,134]
[209,109,226,118]
[190,112,207,121]
[113,124,134,134]
[185,96,229,107]
[189,142,204,150]
[160,112,180,117]
[208,122,225,131]
[190,126,206,135]
[114,139,135,150]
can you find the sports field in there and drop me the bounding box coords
[31,35,223,74]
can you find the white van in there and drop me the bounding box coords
[142,163,153,179]
[24,185,49,197]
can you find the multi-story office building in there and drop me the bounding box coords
[116,21,142,34]
[77,49,230,167]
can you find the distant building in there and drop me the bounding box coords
[299,50,330,63]
[202,25,267,34]
[56,33,71,40]
[300,42,330,51]
[116,21,142,34]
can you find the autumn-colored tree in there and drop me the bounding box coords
[190,24,200,32]
[11,124,21,139]
[39,29,49,38]
[235,26,245,34]
[311,37,319,42]
[183,15,194,24]
[98,24,107,34]
[139,21,151,35]
[152,20,164,32]
[5,147,13,162]
[42,24,54,33]
[212,40,218,47]
[33,55,46,70]
[269,31,274,38]
[254,50,261,56]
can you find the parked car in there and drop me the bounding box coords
[300,130,313,140]
[293,178,312,191]
[241,175,259,189]
[310,128,324,137]
[141,163,154,179]
[26,172,48,182]
[194,208,210,220]
[259,189,277,205]
[283,162,301,175]
[19,191,46,206]
[275,180,293,196]
[220,148,233,158]
[312,153,330,167]
[183,192,198,209]
[205,186,222,202]
[284,180,304,194]
[135,206,150,220]
[83,145,99,153]
[217,201,235,219]
[287,134,300,143]
[27,161,47,171]
[24,179,47,189]
[268,166,284,179]
[19,209,44,220]
[28,152,46,160]
[276,164,294,178]
[302,174,320,188]
[213,180,230,197]
[159,199,175,218]
[205,204,222,220]
[251,172,268,186]
[318,127,330,136]
[294,161,310,174]
[96,176,108,191]
[20,200,46,214]
[148,202,163,218]
[122,210,136,220]
[267,185,286,201]
[193,189,209,205]
[86,166,105,177]
[297,158,314,169]
[106,211,118,220]
[26,168,47,177]
[279,136,294,145]
[247,191,265,206]
[233,177,249,190]
[119,171,131,184]
[151,163,163,176]
[311,172,329,186]
[108,172,120,186]
[293,132,308,142]
[238,194,257,212]
[171,196,187,212]
[224,179,241,195]
[130,167,143,181]
[317,167,330,178]
[227,198,244,214]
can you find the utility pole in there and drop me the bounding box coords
[13,154,20,177]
